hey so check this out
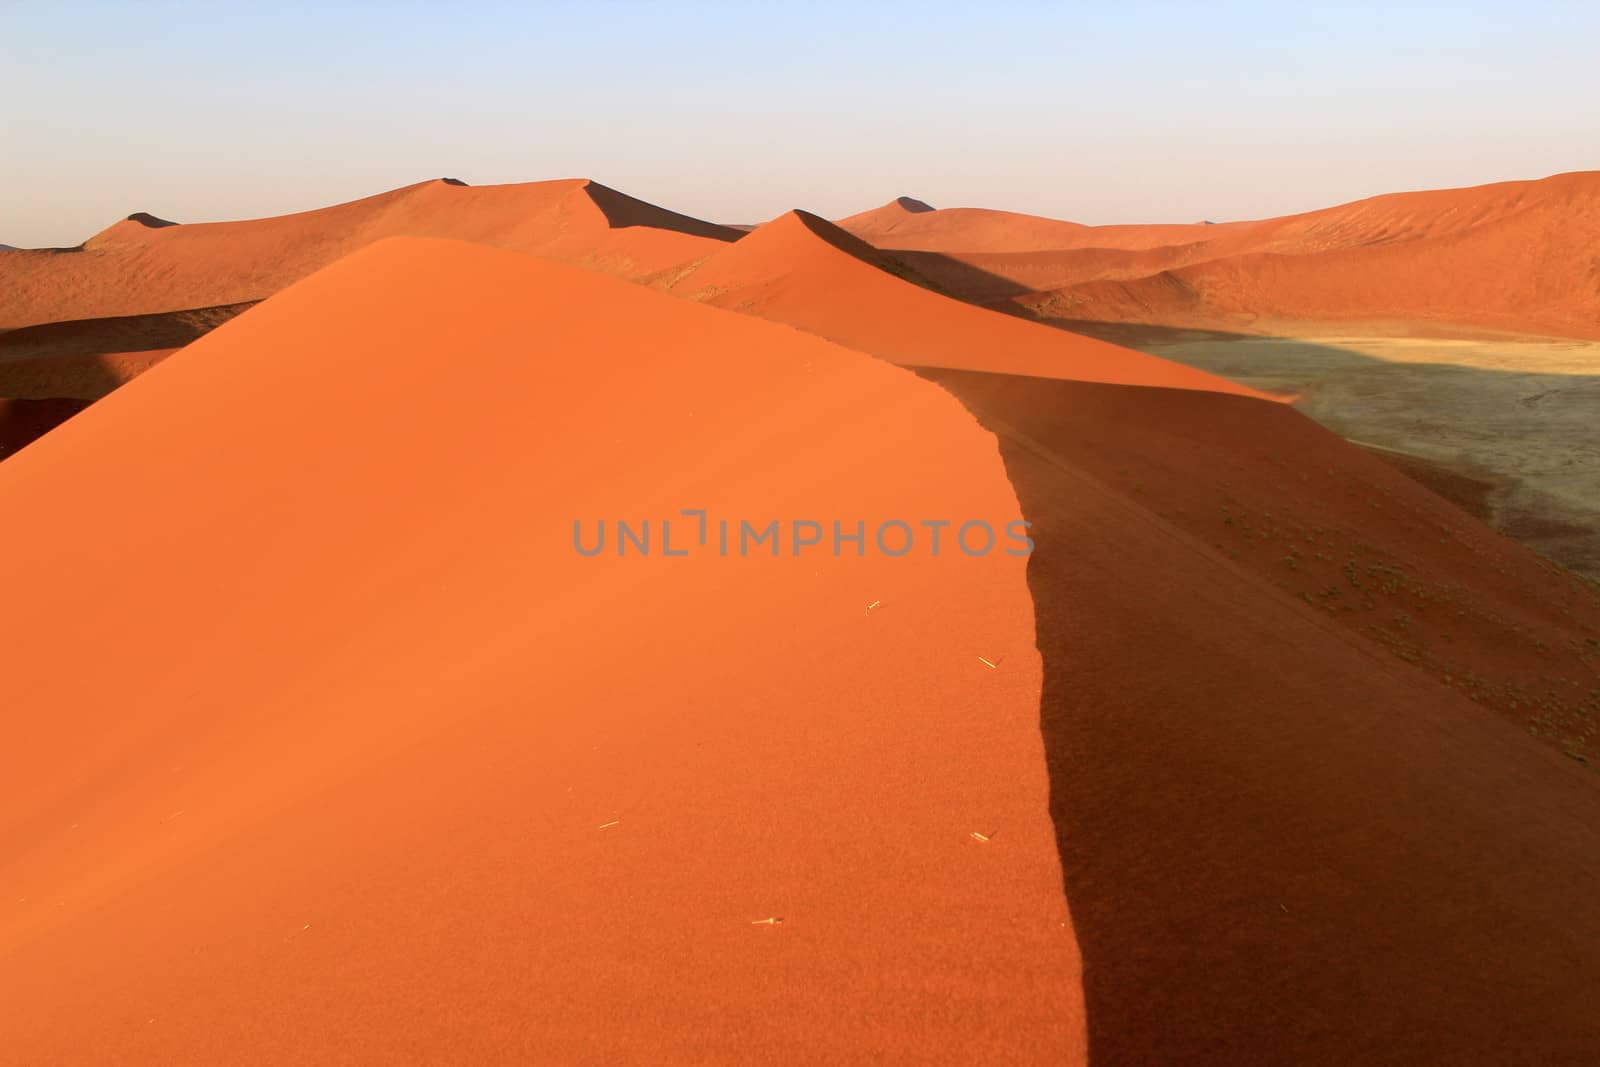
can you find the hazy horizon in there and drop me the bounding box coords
[5,1,1597,248]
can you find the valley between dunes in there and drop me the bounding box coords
[2,174,1598,1063]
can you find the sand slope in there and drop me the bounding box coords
[917,369,1600,1063]
[665,210,1262,394]
[0,179,740,329]
[0,237,1083,1063]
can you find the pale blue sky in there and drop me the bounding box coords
[3,1,1597,247]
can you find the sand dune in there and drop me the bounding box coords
[0,179,739,329]
[83,212,178,247]
[843,172,1600,339]
[916,368,1600,1063]
[664,209,1262,394]
[0,237,1084,1063]
[838,197,1238,254]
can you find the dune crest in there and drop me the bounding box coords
[82,212,178,249]
[0,236,1083,1063]
[667,209,1265,394]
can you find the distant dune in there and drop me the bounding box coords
[840,195,1245,255]
[82,211,178,247]
[841,171,1600,339]
[0,178,740,329]
[664,209,1261,394]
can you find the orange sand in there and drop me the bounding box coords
[0,238,1083,1063]
[665,210,1264,394]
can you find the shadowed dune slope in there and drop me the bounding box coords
[665,210,1264,395]
[843,172,1600,338]
[0,302,254,400]
[0,179,741,328]
[914,368,1600,1065]
[0,398,91,460]
[915,369,1600,763]
[0,237,1084,1064]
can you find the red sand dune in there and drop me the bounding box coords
[663,209,1263,395]
[0,179,739,329]
[842,172,1600,338]
[0,237,1084,1063]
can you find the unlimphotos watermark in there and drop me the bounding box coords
[573,509,1033,558]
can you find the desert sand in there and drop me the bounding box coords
[0,238,1083,1063]
[3,173,1599,1064]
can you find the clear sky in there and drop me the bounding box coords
[3,1,1597,248]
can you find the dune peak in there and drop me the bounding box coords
[575,179,742,241]
[79,211,181,250]
[122,211,177,229]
